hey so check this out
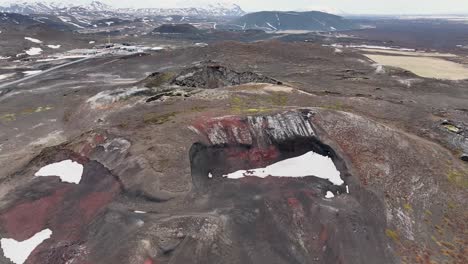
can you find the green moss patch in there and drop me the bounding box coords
[143,112,178,125]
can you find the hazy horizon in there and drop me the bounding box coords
[2,0,468,15]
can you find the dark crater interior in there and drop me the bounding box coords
[189,136,350,193]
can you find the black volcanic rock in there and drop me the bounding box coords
[461,154,468,162]
[153,23,201,34]
[232,11,358,31]
[141,72,176,88]
[171,62,282,88]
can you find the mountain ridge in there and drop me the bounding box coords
[0,0,246,17]
[231,11,358,31]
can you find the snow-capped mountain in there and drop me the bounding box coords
[118,4,245,18]
[0,1,245,17]
[85,0,112,12]
[0,1,62,14]
[0,1,126,29]
[0,1,113,14]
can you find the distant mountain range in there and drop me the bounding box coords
[120,3,245,17]
[231,11,358,31]
[0,1,112,14]
[0,1,245,17]
[0,1,357,32]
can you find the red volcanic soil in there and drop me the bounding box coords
[0,187,71,241]
[0,156,121,263]
[225,146,280,168]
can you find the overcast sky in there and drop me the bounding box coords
[8,0,468,14]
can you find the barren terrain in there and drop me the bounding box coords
[0,14,467,264]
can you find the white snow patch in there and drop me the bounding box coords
[89,41,96,44]
[58,16,71,22]
[311,17,326,26]
[0,56,10,60]
[325,44,415,52]
[348,45,415,51]
[374,64,385,74]
[31,123,44,129]
[266,22,277,30]
[175,72,195,81]
[35,160,83,184]
[37,54,93,62]
[224,151,343,185]
[329,44,344,48]
[24,37,42,44]
[151,47,164,51]
[87,87,149,108]
[46,45,61,49]
[29,130,65,147]
[208,172,213,178]
[325,191,335,198]
[1,229,52,264]
[397,78,421,88]
[25,47,42,56]
[22,70,42,76]
[58,16,84,28]
[134,211,147,214]
[0,73,15,81]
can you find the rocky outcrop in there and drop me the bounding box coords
[141,72,176,88]
[190,111,315,146]
[171,62,282,89]
[140,62,281,90]
[437,120,468,162]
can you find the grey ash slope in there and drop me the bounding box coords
[231,11,358,31]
